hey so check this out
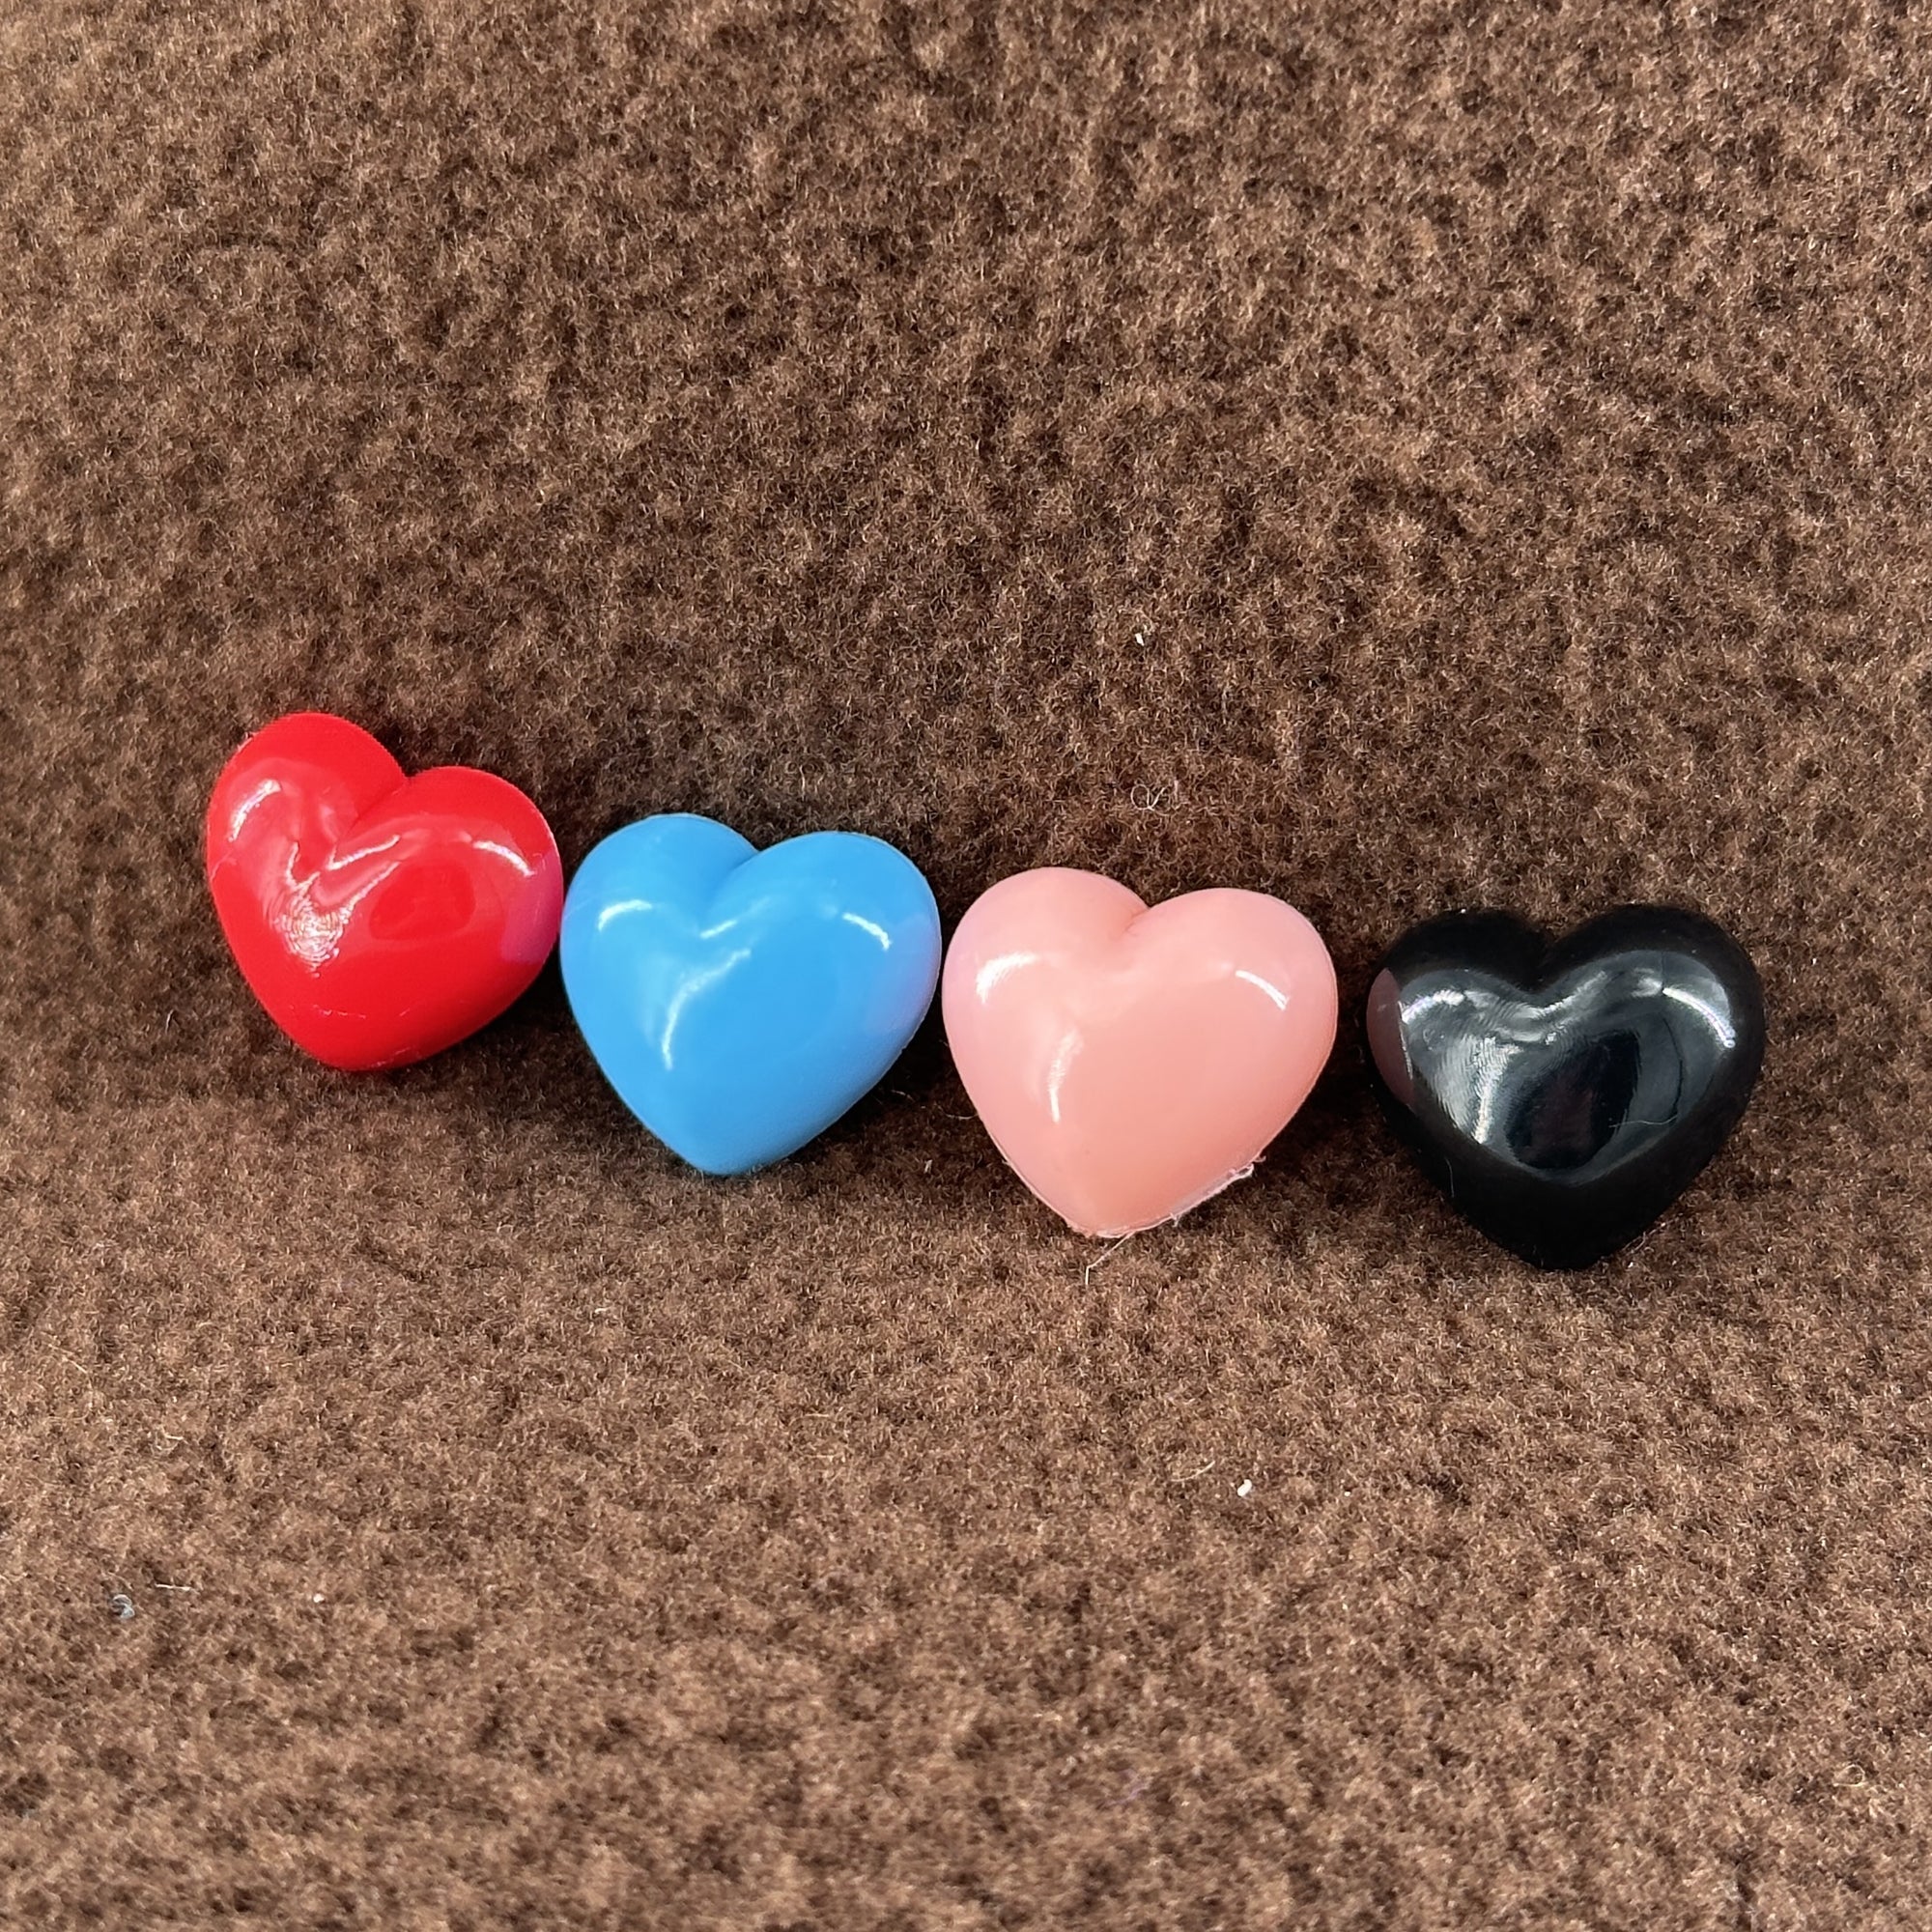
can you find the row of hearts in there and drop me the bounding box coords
[207,712,1767,1271]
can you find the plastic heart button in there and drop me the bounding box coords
[560,814,942,1174]
[1364,905,1765,1268]
[206,712,563,1070]
[942,868,1339,1236]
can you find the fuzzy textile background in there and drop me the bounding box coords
[4,4,1931,1927]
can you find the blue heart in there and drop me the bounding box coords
[560,814,942,1174]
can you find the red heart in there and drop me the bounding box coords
[205,712,563,1070]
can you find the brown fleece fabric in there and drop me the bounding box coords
[4,4,1931,1926]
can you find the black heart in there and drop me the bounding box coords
[1364,906,1765,1269]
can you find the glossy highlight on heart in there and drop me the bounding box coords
[560,813,942,1175]
[942,868,1339,1236]
[206,712,563,1070]
[1364,905,1766,1268]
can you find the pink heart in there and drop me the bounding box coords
[942,868,1339,1236]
